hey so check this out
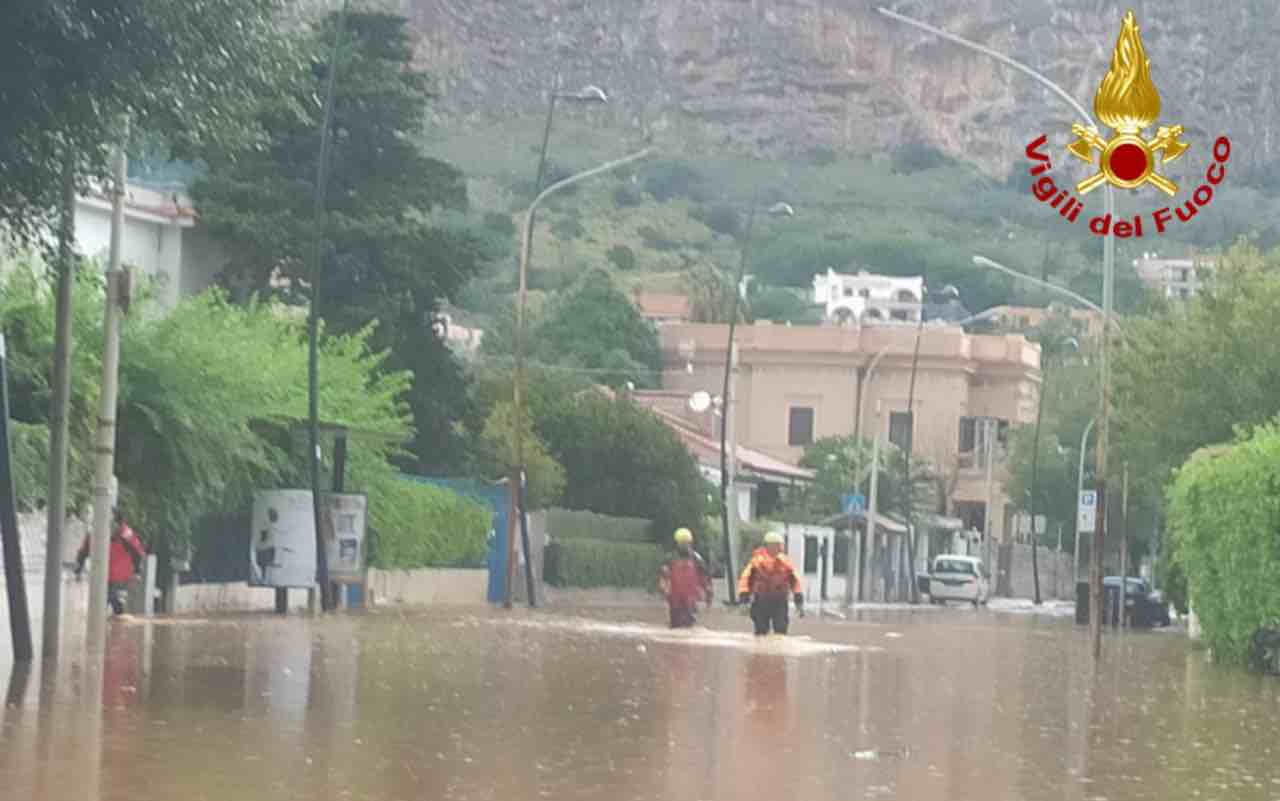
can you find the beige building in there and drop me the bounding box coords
[985,305,1106,340]
[660,322,1042,544]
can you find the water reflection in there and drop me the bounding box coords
[0,611,1278,799]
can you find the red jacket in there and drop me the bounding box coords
[77,524,146,584]
[659,550,711,607]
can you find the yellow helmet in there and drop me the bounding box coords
[673,527,694,544]
[763,531,785,545]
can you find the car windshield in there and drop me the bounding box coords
[935,559,976,575]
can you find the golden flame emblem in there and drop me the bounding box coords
[1067,10,1189,196]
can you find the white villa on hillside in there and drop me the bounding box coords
[812,268,924,325]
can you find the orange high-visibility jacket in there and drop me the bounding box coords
[737,547,802,598]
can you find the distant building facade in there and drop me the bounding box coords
[984,305,1106,340]
[813,269,923,325]
[632,290,691,327]
[1133,252,1215,299]
[661,321,1042,545]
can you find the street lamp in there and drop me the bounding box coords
[508,147,654,609]
[880,5,1116,660]
[1028,334,1078,604]
[719,195,794,604]
[971,255,1127,339]
[534,84,610,193]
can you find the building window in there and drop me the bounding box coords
[859,288,871,298]
[959,416,977,453]
[843,286,854,297]
[890,309,909,321]
[889,411,913,450]
[788,407,815,446]
[803,536,819,574]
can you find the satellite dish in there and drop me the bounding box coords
[689,391,712,413]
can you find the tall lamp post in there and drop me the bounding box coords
[502,82,609,611]
[1027,334,1079,604]
[509,147,654,608]
[719,196,794,603]
[880,5,1116,660]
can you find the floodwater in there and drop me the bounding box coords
[1,605,1278,801]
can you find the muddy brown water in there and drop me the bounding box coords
[1,605,1277,801]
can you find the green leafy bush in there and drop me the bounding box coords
[365,475,491,568]
[605,244,637,271]
[543,538,665,589]
[1167,428,1280,663]
[545,508,652,543]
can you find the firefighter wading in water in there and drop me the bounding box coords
[658,528,712,628]
[737,531,804,635]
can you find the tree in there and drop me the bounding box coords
[748,286,817,323]
[484,269,662,389]
[684,262,745,324]
[472,401,566,509]
[192,11,488,473]
[1113,239,1280,491]
[0,0,294,247]
[785,435,934,524]
[0,265,415,553]
[535,392,706,543]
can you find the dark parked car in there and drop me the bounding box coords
[1104,576,1170,628]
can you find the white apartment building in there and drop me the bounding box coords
[1132,252,1216,299]
[812,268,924,325]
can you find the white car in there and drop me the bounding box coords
[929,555,990,607]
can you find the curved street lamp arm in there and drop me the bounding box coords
[876,7,1095,127]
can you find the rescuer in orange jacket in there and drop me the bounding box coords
[737,531,804,635]
[658,527,712,628]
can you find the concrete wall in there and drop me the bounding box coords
[998,543,1076,601]
[365,568,488,607]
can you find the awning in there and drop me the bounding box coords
[821,509,909,535]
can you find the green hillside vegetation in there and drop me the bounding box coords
[429,116,1280,322]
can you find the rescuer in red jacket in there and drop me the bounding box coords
[658,528,712,628]
[75,507,147,615]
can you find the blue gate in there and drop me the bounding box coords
[403,476,510,604]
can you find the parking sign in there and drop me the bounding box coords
[1077,490,1097,534]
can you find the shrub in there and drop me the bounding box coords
[606,244,637,271]
[891,140,950,174]
[366,476,492,569]
[612,183,643,208]
[691,202,741,237]
[637,224,680,252]
[1167,427,1280,664]
[641,160,707,202]
[546,508,652,543]
[543,538,665,589]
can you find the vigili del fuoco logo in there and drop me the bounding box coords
[1024,9,1231,238]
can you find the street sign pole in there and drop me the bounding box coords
[1075,489,1097,586]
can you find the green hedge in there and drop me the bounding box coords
[545,508,653,543]
[1167,426,1280,663]
[367,477,491,569]
[544,539,665,590]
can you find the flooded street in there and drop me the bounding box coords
[1,606,1278,801]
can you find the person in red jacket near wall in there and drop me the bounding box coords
[658,528,713,628]
[75,507,146,615]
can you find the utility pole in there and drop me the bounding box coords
[725,340,740,585]
[865,403,882,603]
[0,334,34,662]
[306,0,349,613]
[983,418,996,586]
[86,125,128,654]
[1120,462,1130,628]
[43,157,77,660]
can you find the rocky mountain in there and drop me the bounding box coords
[390,0,1278,182]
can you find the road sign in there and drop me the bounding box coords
[1077,490,1097,534]
[841,493,866,515]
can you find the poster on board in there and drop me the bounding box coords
[249,490,317,589]
[323,493,368,581]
